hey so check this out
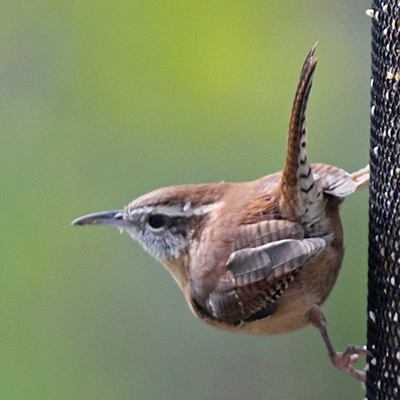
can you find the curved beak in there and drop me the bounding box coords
[71,210,131,228]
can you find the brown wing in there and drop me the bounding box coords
[205,237,326,325]
[232,219,304,251]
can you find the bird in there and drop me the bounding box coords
[72,43,370,381]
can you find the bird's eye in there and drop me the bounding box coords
[148,214,169,229]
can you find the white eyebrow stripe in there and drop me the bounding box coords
[191,202,223,216]
[128,202,223,218]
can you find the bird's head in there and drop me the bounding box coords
[72,182,228,264]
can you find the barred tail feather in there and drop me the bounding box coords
[280,43,321,229]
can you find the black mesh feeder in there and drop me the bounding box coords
[367,1,400,398]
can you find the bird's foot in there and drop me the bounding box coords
[309,307,371,382]
[330,345,371,382]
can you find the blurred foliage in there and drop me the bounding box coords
[1,1,371,399]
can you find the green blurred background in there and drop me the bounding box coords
[1,1,371,399]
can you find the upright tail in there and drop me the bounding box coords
[279,43,321,230]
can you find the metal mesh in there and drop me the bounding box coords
[368,1,400,398]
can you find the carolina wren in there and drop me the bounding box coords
[72,44,370,381]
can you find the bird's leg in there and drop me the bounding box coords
[309,307,369,382]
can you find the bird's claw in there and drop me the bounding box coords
[331,345,371,382]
